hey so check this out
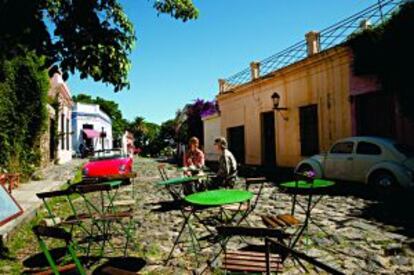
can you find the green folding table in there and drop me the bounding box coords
[280,179,335,248]
[166,189,253,265]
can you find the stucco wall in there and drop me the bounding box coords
[217,47,353,167]
[202,113,221,161]
[72,103,113,153]
[47,73,73,165]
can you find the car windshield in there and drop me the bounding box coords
[91,149,126,160]
[394,143,414,158]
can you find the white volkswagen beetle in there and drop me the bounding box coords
[295,137,414,188]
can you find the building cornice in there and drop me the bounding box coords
[217,45,350,101]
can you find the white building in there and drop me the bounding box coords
[202,112,221,162]
[72,102,113,154]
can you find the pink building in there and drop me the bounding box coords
[349,67,414,147]
[40,72,74,166]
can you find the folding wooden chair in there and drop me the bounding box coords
[215,226,344,274]
[73,182,136,256]
[221,177,268,224]
[37,182,135,257]
[157,164,192,200]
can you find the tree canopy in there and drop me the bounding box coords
[0,0,198,92]
[128,116,162,156]
[179,99,219,146]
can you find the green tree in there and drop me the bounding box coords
[129,116,147,148]
[0,0,198,92]
[128,116,162,156]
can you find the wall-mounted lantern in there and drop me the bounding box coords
[271,92,288,120]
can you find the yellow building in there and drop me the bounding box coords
[206,1,400,168]
[216,33,354,168]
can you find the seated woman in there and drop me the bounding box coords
[182,137,205,194]
[183,137,205,174]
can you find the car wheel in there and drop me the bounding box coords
[297,164,314,174]
[370,170,398,188]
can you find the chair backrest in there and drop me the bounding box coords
[36,188,77,226]
[32,226,86,275]
[33,225,72,242]
[74,183,113,194]
[36,189,73,199]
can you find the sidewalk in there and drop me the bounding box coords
[0,159,84,241]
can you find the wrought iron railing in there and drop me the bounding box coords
[222,0,402,92]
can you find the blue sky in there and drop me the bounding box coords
[67,0,379,124]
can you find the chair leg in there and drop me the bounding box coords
[67,244,87,275]
[37,238,60,275]
[166,210,192,263]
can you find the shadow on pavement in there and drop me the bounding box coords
[147,200,183,212]
[92,256,146,275]
[278,179,414,238]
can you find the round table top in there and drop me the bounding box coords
[185,189,253,206]
[280,179,335,189]
[157,176,203,186]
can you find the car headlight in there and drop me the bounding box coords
[119,164,126,173]
[82,167,89,176]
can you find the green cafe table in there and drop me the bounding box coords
[157,175,206,200]
[166,189,253,265]
[280,179,335,247]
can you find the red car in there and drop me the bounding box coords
[82,149,133,178]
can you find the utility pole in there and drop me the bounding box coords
[101,126,105,150]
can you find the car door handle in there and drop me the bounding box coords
[347,157,353,161]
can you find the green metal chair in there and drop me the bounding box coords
[32,225,87,275]
[36,181,136,257]
[71,182,136,257]
[31,226,144,275]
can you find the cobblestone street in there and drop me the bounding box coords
[1,156,413,274]
[132,157,414,274]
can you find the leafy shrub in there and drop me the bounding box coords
[0,51,49,178]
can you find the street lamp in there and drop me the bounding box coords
[271,92,288,120]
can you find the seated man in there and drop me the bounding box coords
[212,137,238,189]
